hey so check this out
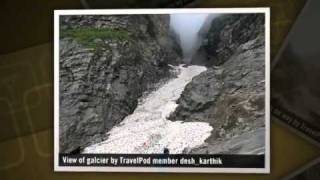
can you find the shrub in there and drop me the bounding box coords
[60,28,129,48]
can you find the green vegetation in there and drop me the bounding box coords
[60,28,130,48]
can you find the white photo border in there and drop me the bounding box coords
[54,8,270,173]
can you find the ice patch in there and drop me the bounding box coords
[83,65,213,154]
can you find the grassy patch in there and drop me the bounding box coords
[60,28,130,48]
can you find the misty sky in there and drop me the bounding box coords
[170,14,209,60]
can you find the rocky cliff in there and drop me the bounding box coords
[59,15,182,153]
[170,14,266,154]
[191,14,264,66]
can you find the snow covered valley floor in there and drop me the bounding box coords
[83,65,213,154]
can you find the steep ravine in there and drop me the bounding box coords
[83,65,212,154]
[60,14,266,155]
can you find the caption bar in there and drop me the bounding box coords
[59,154,264,168]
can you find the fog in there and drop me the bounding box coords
[170,14,214,63]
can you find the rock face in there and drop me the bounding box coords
[192,14,264,66]
[59,15,182,153]
[170,14,265,154]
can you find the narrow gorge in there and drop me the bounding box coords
[59,13,265,155]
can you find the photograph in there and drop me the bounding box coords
[282,157,320,180]
[272,0,320,145]
[54,8,270,173]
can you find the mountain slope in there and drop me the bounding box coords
[170,14,266,154]
[59,15,182,153]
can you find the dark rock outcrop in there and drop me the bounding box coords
[191,14,264,66]
[59,15,182,153]
[170,14,265,154]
